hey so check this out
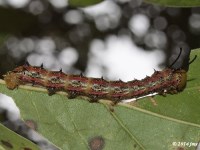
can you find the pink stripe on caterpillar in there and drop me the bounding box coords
[3,63,187,102]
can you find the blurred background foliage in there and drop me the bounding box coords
[1,0,200,149]
[0,0,200,78]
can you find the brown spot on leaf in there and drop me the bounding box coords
[177,147,185,150]
[88,136,105,150]
[24,147,32,150]
[1,140,13,148]
[25,119,37,130]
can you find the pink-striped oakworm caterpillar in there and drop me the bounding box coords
[3,48,197,102]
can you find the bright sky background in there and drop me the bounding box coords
[86,35,164,81]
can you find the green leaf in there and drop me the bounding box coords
[0,123,40,150]
[144,0,200,7]
[0,49,199,150]
[0,145,5,150]
[137,49,200,125]
[68,0,103,7]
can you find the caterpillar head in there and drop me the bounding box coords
[3,71,20,90]
[174,69,187,92]
[3,65,27,89]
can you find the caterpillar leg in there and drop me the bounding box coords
[158,91,167,97]
[88,95,100,103]
[108,99,121,112]
[47,87,56,96]
[67,91,79,99]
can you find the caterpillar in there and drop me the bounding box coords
[3,49,197,103]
